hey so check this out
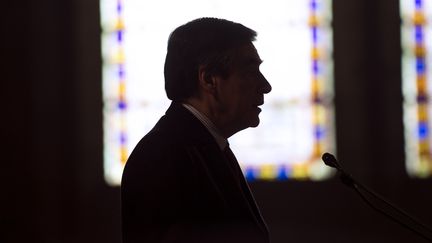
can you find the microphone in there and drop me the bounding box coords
[322,152,355,187]
[322,152,432,242]
[321,152,340,169]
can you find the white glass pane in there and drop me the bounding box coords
[101,0,335,185]
[401,0,432,177]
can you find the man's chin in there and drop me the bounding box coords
[235,117,260,134]
[248,117,260,128]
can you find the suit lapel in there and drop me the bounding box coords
[194,144,268,235]
[223,147,269,234]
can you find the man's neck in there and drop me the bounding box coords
[183,97,233,139]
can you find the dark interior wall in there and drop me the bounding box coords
[4,1,120,243]
[4,0,432,243]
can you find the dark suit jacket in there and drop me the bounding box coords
[121,102,269,243]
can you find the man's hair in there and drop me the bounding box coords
[164,17,257,101]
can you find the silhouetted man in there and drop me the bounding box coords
[121,17,272,243]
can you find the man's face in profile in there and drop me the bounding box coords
[216,43,272,134]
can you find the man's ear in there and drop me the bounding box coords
[198,65,218,94]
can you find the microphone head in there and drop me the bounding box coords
[321,152,339,169]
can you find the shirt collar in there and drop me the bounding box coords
[182,103,228,150]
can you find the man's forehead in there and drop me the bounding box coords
[234,43,262,66]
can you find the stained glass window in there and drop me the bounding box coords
[101,0,335,185]
[401,0,432,177]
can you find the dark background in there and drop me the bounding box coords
[4,0,432,242]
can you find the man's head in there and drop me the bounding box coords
[164,17,258,100]
[164,18,271,137]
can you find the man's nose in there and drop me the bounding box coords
[261,74,272,94]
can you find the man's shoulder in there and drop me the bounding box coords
[123,102,218,174]
[129,126,185,159]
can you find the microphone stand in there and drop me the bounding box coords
[322,153,432,242]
